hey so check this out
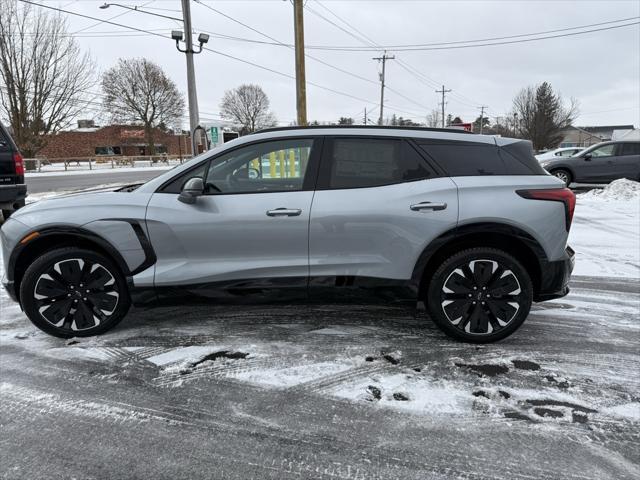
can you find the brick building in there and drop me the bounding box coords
[38,123,192,159]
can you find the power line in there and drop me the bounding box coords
[16,0,380,109]
[306,1,480,114]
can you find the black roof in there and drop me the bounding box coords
[253,125,475,135]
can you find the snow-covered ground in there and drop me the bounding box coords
[570,179,640,278]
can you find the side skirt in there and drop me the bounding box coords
[129,276,418,308]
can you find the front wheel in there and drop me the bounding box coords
[20,248,131,338]
[426,248,533,343]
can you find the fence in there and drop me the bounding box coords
[24,154,193,173]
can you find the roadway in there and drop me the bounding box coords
[25,169,170,194]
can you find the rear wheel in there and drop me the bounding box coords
[20,248,131,338]
[550,169,572,186]
[426,248,532,343]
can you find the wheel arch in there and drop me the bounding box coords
[9,226,134,304]
[412,222,546,300]
[547,164,575,181]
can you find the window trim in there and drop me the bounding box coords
[156,136,324,195]
[315,135,440,191]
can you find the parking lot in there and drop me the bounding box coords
[1,181,639,479]
[1,274,639,479]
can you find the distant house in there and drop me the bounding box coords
[38,121,192,159]
[559,124,635,148]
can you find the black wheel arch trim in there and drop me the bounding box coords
[7,220,156,300]
[411,222,556,299]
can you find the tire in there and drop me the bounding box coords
[20,247,131,338]
[426,248,533,343]
[550,169,572,186]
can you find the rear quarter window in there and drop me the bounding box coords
[417,139,544,176]
[417,142,506,176]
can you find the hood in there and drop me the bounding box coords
[12,188,152,228]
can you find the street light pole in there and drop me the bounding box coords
[99,1,208,157]
[181,0,200,156]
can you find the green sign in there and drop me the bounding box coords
[209,126,219,143]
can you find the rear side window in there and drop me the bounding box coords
[418,142,506,176]
[620,143,640,156]
[417,140,544,176]
[322,137,434,189]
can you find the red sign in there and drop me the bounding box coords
[449,123,473,132]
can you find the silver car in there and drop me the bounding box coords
[1,126,575,343]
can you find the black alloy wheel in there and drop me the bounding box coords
[20,248,130,337]
[427,248,532,343]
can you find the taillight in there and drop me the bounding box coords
[13,152,24,176]
[516,188,576,231]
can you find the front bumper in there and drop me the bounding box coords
[2,276,19,303]
[534,246,575,302]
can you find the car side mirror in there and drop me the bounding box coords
[178,177,204,204]
[583,153,592,161]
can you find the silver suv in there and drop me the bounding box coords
[1,127,575,343]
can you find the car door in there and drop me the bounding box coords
[145,137,321,291]
[308,136,458,285]
[573,143,618,182]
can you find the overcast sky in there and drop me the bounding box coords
[33,0,640,128]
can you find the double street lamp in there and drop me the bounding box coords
[99,2,209,156]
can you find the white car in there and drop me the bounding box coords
[535,147,585,161]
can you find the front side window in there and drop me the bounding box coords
[324,138,433,189]
[205,138,313,194]
[620,143,640,156]
[589,144,616,157]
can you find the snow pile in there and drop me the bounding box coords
[578,178,640,201]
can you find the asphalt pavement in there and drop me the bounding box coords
[25,169,169,194]
[1,275,638,479]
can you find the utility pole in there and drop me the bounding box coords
[478,105,488,134]
[373,51,395,125]
[363,107,368,125]
[293,0,307,126]
[435,85,451,128]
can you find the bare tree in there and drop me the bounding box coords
[220,84,276,134]
[0,0,96,156]
[102,58,184,155]
[425,109,441,128]
[512,82,578,151]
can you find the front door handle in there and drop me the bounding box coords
[410,202,447,212]
[266,208,302,217]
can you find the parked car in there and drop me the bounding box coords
[0,122,27,219]
[1,126,575,343]
[540,141,640,185]
[535,147,585,161]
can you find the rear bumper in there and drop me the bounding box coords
[0,184,27,208]
[534,246,575,302]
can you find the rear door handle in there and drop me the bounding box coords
[410,202,447,211]
[266,208,302,217]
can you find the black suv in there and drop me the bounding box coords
[0,122,27,219]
